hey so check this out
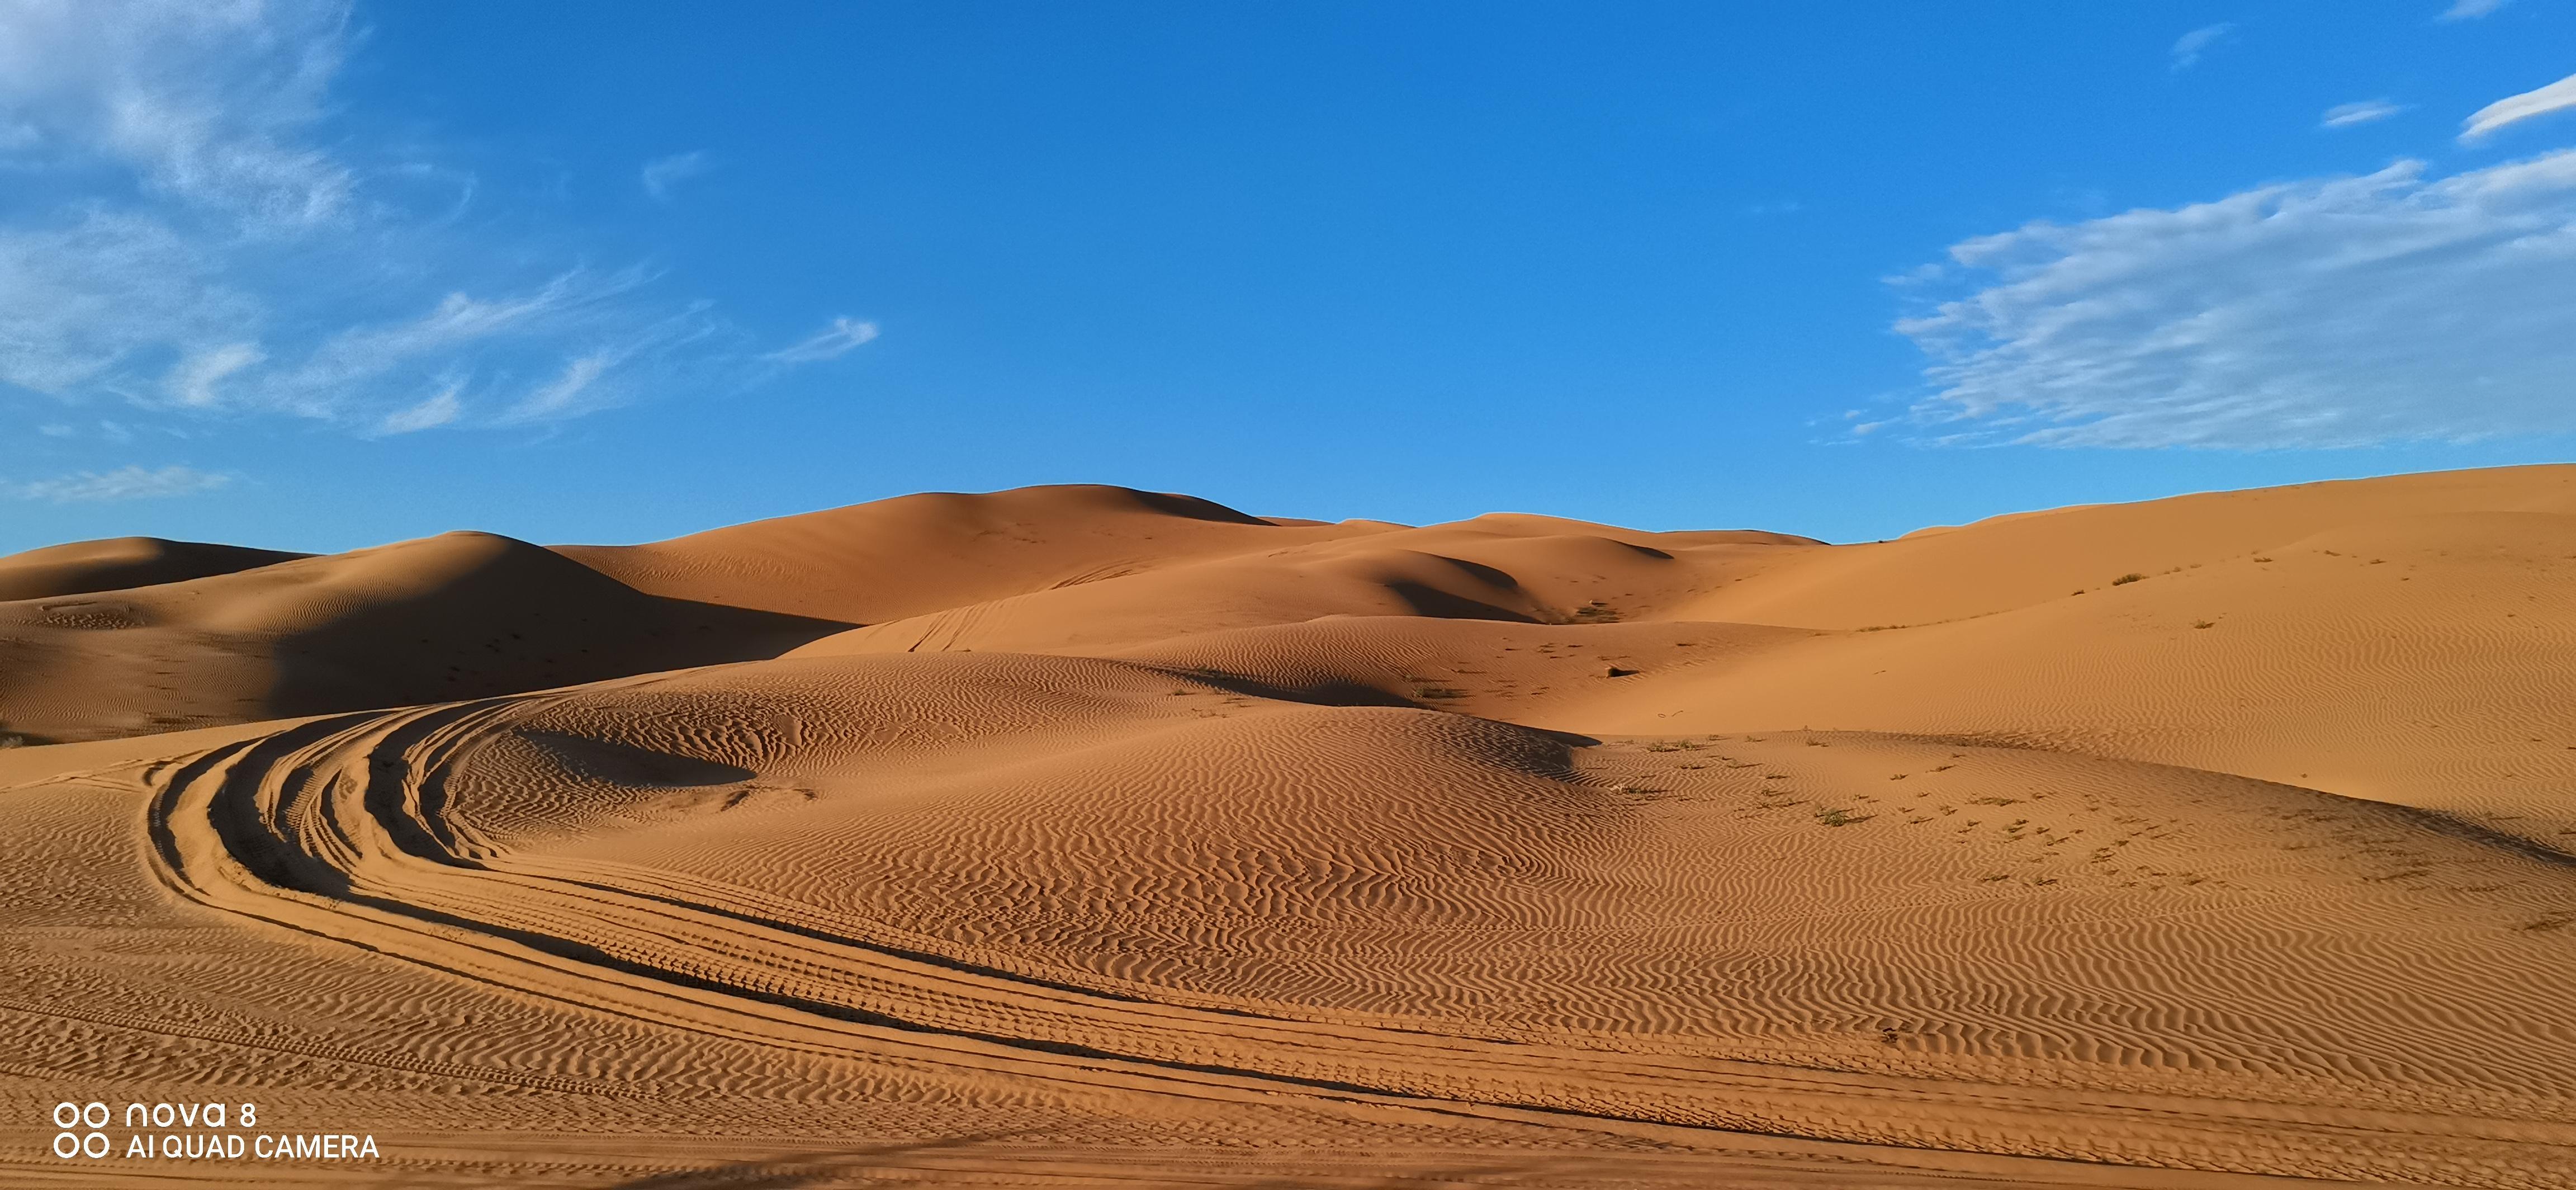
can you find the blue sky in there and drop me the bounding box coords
[3,1,2573,554]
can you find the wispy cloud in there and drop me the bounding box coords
[169,342,266,406]
[0,0,353,233]
[2438,0,2509,20]
[2462,72,2576,142]
[13,464,230,503]
[1891,151,2576,448]
[376,382,462,435]
[0,2,861,442]
[507,351,614,422]
[2321,99,2405,129]
[763,317,881,363]
[641,150,713,201]
[2169,23,2234,71]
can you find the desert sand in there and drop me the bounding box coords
[3,465,2573,1187]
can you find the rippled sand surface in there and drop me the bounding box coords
[6,469,2574,1187]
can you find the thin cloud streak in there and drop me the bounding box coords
[2169,23,2233,71]
[641,150,713,201]
[13,464,231,503]
[376,383,463,435]
[2463,72,2576,141]
[764,317,881,363]
[2322,100,2405,129]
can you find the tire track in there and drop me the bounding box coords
[137,696,2576,1187]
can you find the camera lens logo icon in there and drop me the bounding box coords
[53,1102,110,1159]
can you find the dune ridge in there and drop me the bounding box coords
[3,468,2573,1187]
[0,535,309,602]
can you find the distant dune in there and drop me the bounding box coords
[0,535,309,602]
[3,466,2572,1188]
[0,530,846,745]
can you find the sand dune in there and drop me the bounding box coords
[553,483,1385,623]
[0,530,843,745]
[4,466,2573,1187]
[1677,464,2576,629]
[792,509,1815,657]
[0,535,307,602]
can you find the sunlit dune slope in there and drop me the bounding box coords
[1569,507,2576,838]
[554,483,1388,623]
[1094,498,2576,847]
[792,513,1817,655]
[1679,462,2576,628]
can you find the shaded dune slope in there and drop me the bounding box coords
[0,531,844,744]
[0,535,308,601]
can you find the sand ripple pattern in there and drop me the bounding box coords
[140,670,2576,1187]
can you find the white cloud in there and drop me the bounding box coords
[763,317,880,363]
[507,351,613,422]
[2322,100,2405,129]
[2440,0,2508,20]
[0,209,262,395]
[255,268,665,418]
[0,2,857,439]
[2463,72,2576,142]
[376,382,462,435]
[641,150,712,201]
[0,0,353,232]
[13,464,229,503]
[2170,23,2234,71]
[168,341,264,406]
[1891,151,2576,448]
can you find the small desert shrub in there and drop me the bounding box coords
[1415,686,1466,701]
[1815,808,1871,827]
[2111,573,2146,585]
[2192,620,2215,629]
